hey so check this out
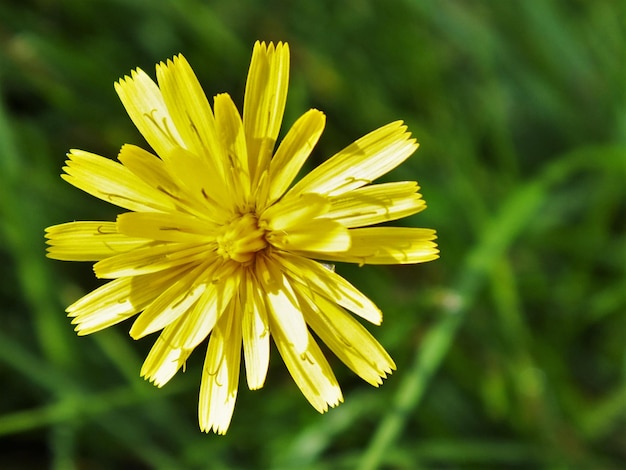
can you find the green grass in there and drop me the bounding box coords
[1,0,624,468]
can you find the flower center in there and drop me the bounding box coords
[216,213,268,264]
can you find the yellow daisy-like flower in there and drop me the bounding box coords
[45,41,438,434]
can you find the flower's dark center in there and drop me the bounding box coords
[216,213,267,264]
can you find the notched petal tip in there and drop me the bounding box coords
[114,67,145,89]
[156,53,188,75]
[322,392,345,413]
[253,39,288,52]
[171,53,189,67]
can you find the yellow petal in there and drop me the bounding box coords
[266,218,350,253]
[243,41,290,186]
[261,193,350,253]
[67,266,187,335]
[260,192,329,231]
[271,325,343,414]
[61,149,177,212]
[214,93,250,206]
[325,181,426,228]
[93,241,211,279]
[116,211,217,243]
[199,300,242,434]
[129,260,217,339]
[348,227,439,264]
[45,221,149,261]
[141,324,193,387]
[266,109,326,205]
[278,252,382,324]
[159,146,233,222]
[115,68,183,157]
[117,144,179,199]
[165,261,240,350]
[299,291,395,386]
[140,262,239,387]
[301,227,439,265]
[256,256,309,354]
[288,121,418,197]
[118,144,227,221]
[156,55,225,176]
[241,269,270,390]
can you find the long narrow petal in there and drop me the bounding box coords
[287,121,418,197]
[278,252,382,324]
[67,266,187,335]
[266,109,326,205]
[159,146,233,222]
[298,290,395,386]
[140,262,240,387]
[260,192,330,231]
[129,260,217,339]
[271,324,343,414]
[93,241,212,279]
[256,256,309,354]
[140,320,194,387]
[199,299,242,434]
[165,261,240,350]
[261,193,350,253]
[214,93,250,208]
[243,41,290,185]
[45,222,149,261]
[266,218,350,253]
[297,227,439,265]
[62,150,177,213]
[115,68,183,157]
[116,211,217,243]
[156,55,225,175]
[118,144,227,221]
[241,269,270,390]
[325,181,426,228]
[117,144,179,199]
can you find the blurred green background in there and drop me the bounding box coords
[1,0,624,468]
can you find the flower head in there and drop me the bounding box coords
[46,41,438,434]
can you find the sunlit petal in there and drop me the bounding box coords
[62,149,177,212]
[266,109,326,205]
[199,299,242,434]
[297,227,439,265]
[243,41,289,186]
[325,181,426,228]
[45,222,149,261]
[241,269,270,390]
[115,68,184,157]
[288,121,418,197]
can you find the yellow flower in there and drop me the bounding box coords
[45,41,439,434]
